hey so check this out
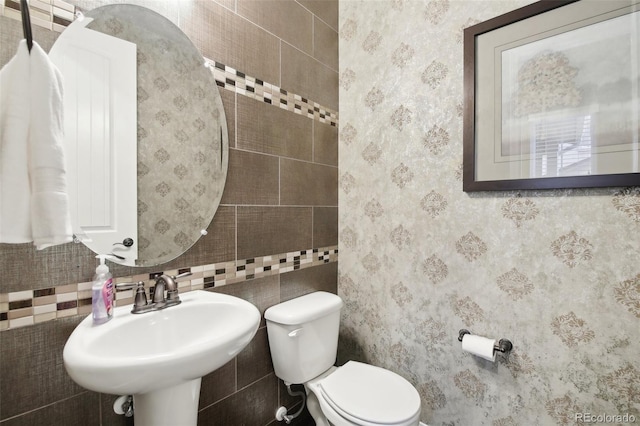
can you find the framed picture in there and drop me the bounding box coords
[463,0,640,191]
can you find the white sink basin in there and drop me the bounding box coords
[63,290,260,425]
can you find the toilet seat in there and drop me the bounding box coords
[312,361,421,426]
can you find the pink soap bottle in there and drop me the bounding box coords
[92,255,113,324]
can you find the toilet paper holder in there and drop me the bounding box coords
[458,329,513,357]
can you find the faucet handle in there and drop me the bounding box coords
[130,281,155,314]
[167,272,191,302]
[115,281,150,314]
[132,282,148,308]
[174,271,192,280]
[115,281,139,290]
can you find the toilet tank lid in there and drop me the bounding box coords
[265,291,343,325]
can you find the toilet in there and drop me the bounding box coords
[265,291,421,426]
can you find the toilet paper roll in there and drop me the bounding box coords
[461,334,496,362]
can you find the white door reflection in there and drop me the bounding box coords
[50,18,138,265]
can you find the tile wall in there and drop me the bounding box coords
[0,0,338,424]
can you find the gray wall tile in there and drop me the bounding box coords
[199,359,236,410]
[281,43,338,111]
[237,95,313,161]
[314,121,338,166]
[179,0,280,85]
[0,241,95,293]
[313,16,338,71]
[313,207,338,248]
[280,262,338,302]
[197,374,278,426]
[280,159,338,206]
[236,327,274,388]
[237,0,313,55]
[0,392,100,426]
[221,149,280,205]
[212,275,280,328]
[297,0,338,30]
[220,90,236,149]
[0,317,83,420]
[237,207,313,259]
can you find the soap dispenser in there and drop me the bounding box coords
[92,255,114,324]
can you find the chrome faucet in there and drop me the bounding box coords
[152,274,180,306]
[116,272,191,314]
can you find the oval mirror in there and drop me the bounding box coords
[50,4,228,267]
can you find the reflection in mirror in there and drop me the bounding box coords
[50,4,229,267]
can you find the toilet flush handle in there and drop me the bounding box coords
[288,328,304,337]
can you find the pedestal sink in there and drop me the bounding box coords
[63,290,261,426]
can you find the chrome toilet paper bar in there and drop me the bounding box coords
[458,329,513,356]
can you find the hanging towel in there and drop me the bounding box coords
[0,40,32,243]
[0,40,72,249]
[28,41,72,249]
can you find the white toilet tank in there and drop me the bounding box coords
[265,291,343,384]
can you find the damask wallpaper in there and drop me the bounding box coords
[337,1,640,425]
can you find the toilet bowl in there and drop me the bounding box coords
[306,362,421,426]
[264,292,421,426]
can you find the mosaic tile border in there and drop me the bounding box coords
[1,0,75,33]
[207,59,339,127]
[1,2,339,127]
[0,246,338,331]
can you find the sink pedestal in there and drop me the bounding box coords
[133,378,202,426]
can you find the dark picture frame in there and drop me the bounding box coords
[463,0,640,191]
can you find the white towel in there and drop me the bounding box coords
[28,42,72,249]
[0,40,72,249]
[0,40,32,243]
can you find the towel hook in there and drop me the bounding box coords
[20,0,33,52]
